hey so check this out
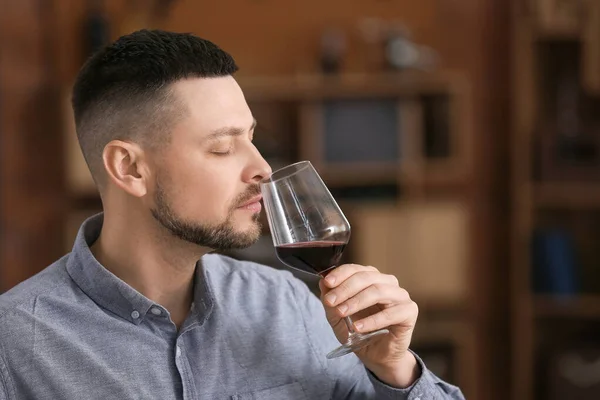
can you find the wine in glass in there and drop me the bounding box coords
[260,161,389,359]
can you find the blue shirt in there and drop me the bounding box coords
[0,214,464,399]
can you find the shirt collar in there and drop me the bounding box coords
[66,212,214,326]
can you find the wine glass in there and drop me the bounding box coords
[260,161,389,359]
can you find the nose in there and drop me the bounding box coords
[244,144,272,184]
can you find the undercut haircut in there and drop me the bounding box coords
[71,29,238,186]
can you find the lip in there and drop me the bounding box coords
[237,195,262,208]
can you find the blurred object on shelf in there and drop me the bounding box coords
[422,94,451,159]
[384,21,438,71]
[356,18,438,73]
[537,74,600,182]
[84,0,110,56]
[531,227,580,295]
[534,209,600,295]
[547,343,600,400]
[357,18,386,72]
[320,27,347,74]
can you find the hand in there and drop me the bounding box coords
[319,263,421,388]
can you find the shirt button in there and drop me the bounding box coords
[131,310,140,319]
[150,307,162,316]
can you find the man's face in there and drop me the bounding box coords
[148,76,272,250]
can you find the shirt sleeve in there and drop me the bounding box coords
[365,352,465,399]
[288,276,465,400]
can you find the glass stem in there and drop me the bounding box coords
[344,316,357,336]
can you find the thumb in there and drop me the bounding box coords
[318,279,331,299]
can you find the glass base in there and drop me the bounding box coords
[326,328,390,359]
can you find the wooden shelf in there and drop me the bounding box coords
[320,163,399,186]
[534,26,580,41]
[534,294,600,319]
[238,71,466,101]
[534,183,600,208]
[320,164,468,187]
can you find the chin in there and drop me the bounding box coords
[240,224,262,241]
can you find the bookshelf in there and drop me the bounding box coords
[511,0,600,399]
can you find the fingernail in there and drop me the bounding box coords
[338,304,348,315]
[325,276,336,286]
[325,293,336,305]
[354,322,363,330]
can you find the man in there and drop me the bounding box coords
[0,30,464,399]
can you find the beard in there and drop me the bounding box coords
[150,178,262,250]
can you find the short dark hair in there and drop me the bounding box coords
[71,29,238,186]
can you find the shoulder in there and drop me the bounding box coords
[0,254,74,322]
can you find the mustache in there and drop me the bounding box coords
[233,185,262,208]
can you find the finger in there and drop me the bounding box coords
[323,271,399,307]
[335,285,411,318]
[318,279,330,298]
[323,264,378,288]
[353,301,419,334]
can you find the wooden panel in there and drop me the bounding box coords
[398,98,424,196]
[0,0,66,291]
[510,1,537,398]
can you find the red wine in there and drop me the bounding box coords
[276,241,346,276]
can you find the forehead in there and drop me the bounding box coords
[170,76,252,136]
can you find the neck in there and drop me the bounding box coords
[91,207,211,329]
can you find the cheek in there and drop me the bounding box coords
[167,164,236,222]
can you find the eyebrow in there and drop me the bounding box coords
[206,118,257,140]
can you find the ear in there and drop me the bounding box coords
[102,140,150,198]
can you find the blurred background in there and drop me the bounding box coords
[1,0,599,399]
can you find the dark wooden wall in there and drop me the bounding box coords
[0,1,510,399]
[0,0,66,293]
